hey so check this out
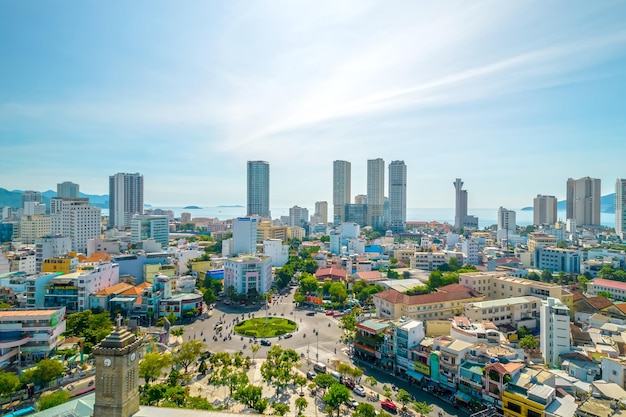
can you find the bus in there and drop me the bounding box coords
[4,406,36,417]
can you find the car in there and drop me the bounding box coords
[283,333,293,339]
[67,384,75,391]
[346,399,358,409]
[306,311,316,316]
[353,386,366,397]
[343,378,356,389]
[307,371,317,380]
[260,339,271,346]
[214,321,223,327]
[88,380,94,387]
[381,400,397,413]
[325,311,334,316]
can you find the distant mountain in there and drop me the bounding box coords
[521,193,616,214]
[1,188,109,209]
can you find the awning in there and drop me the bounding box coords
[455,391,472,403]
[406,370,425,381]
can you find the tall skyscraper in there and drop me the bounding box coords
[453,178,478,230]
[533,195,557,226]
[367,158,385,228]
[388,160,407,234]
[314,201,328,225]
[497,207,516,233]
[50,198,101,253]
[566,176,601,227]
[57,181,80,199]
[333,160,351,225]
[566,178,575,220]
[109,173,144,230]
[247,161,270,218]
[616,179,626,238]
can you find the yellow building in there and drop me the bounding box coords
[502,385,552,417]
[528,233,557,254]
[257,221,290,243]
[144,264,177,282]
[42,255,76,274]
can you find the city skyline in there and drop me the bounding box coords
[2,2,626,208]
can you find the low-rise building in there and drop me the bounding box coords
[464,296,541,330]
[588,279,626,302]
[223,255,272,295]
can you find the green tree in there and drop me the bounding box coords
[541,270,554,282]
[173,340,204,373]
[63,310,113,354]
[395,389,412,409]
[225,285,237,300]
[37,390,71,410]
[250,343,261,364]
[329,282,347,303]
[0,371,20,401]
[577,274,589,292]
[519,335,539,350]
[527,271,541,281]
[139,351,173,385]
[412,401,433,417]
[382,385,392,399]
[295,397,308,415]
[364,375,377,390]
[353,403,377,417]
[202,287,217,305]
[299,274,320,294]
[598,291,613,299]
[25,359,65,387]
[260,345,300,395]
[517,326,530,339]
[198,359,208,375]
[323,383,351,417]
[234,384,264,410]
[272,402,290,416]
[314,373,336,392]
[386,269,399,279]
[170,327,185,338]
[294,374,308,395]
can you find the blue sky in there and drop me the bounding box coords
[1,1,626,209]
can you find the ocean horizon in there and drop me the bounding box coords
[114,206,616,229]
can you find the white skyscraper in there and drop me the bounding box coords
[497,207,516,234]
[109,173,144,229]
[50,198,101,253]
[333,160,351,225]
[367,158,385,228]
[540,297,571,367]
[247,161,270,218]
[388,161,407,233]
[616,179,626,238]
[233,217,258,255]
[533,195,558,226]
[130,215,169,248]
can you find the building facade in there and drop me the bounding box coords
[388,160,407,234]
[130,215,169,248]
[247,161,270,218]
[109,173,144,230]
[566,176,601,227]
[57,181,80,199]
[540,297,571,367]
[453,178,478,230]
[367,158,385,228]
[333,160,351,225]
[313,201,328,225]
[50,198,102,253]
[223,255,272,295]
[497,207,516,234]
[533,195,557,226]
[616,179,626,238]
[233,217,258,255]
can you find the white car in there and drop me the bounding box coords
[353,386,366,397]
[346,398,359,408]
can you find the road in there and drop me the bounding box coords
[177,287,350,366]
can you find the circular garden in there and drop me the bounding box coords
[234,317,296,338]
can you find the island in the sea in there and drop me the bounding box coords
[183,205,202,209]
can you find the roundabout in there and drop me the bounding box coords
[234,317,296,338]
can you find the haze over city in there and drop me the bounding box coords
[2,1,626,208]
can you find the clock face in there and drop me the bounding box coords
[104,358,112,367]
[130,352,136,361]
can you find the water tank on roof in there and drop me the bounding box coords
[490,357,499,363]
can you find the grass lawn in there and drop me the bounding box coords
[234,317,297,338]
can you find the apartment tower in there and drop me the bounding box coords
[247,161,270,218]
[533,195,557,226]
[314,201,328,225]
[566,177,601,227]
[388,160,407,234]
[367,158,385,228]
[109,173,144,229]
[540,297,571,367]
[333,160,351,225]
[616,179,626,238]
[56,181,80,199]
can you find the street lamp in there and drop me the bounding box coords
[316,331,319,363]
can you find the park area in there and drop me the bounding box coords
[234,317,296,338]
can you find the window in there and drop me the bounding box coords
[528,410,541,417]
[506,402,521,414]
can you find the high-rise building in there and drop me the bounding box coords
[23,201,46,216]
[22,190,42,207]
[533,195,558,226]
[130,215,169,248]
[247,161,270,218]
[566,178,575,220]
[288,206,309,227]
[233,217,258,255]
[50,198,102,253]
[19,214,51,244]
[109,173,144,229]
[314,201,328,225]
[367,158,385,228]
[540,297,571,367]
[497,207,516,234]
[180,212,192,224]
[35,234,72,272]
[616,179,626,238]
[388,161,407,233]
[333,160,351,225]
[566,177,601,227]
[453,178,478,230]
[354,194,367,205]
[56,181,80,199]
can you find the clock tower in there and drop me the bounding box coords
[93,315,143,417]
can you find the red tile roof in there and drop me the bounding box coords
[354,271,384,280]
[315,267,348,279]
[374,286,481,305]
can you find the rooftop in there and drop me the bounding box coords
[594,278,626,291]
